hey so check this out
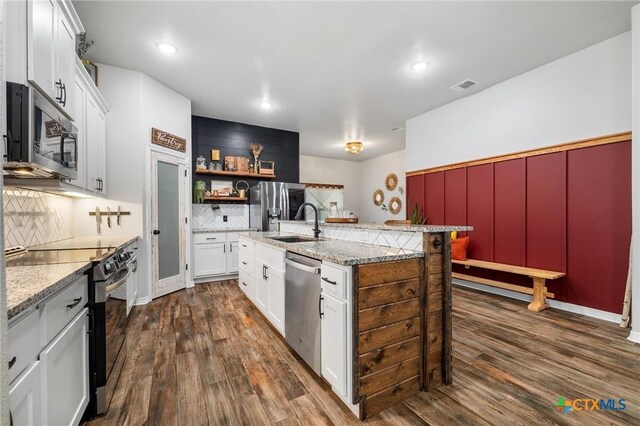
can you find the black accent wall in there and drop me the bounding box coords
[192,116,300,191]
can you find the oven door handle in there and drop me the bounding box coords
[105,268,131,293]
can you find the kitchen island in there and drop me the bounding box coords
[239,221,471,420]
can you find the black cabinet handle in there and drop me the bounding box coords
[265,265,269,280]
[61,83,67,107]
[55,79,63,103]
[8,356,16,369]
[230,244,233,252]
[153,230,160,235]
[242,244,248,248]
[432,238,442,249]
[205,237,217,240]
[242,281,247,287]
[319,294,324,319]
[66,297,82,309]
[322,277,337,285]
[242,261,248,265]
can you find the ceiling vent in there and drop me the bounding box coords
[389,126,404,132]
[450,79,478,92]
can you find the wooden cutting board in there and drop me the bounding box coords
[325,217,359,223]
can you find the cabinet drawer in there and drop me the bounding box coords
[239,250,255,276]
[239,237,255,256]
[239,271,255,301]
[226,232,240,242]
[194,233,226,244]
[8,309,40,384]
[321,263,347,299]
[40,275,88,346]
[255,243,284,271]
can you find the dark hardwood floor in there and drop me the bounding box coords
[86,280,640,425]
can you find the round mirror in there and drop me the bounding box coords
[385,173,398,191]
[373,189,385,206]
[389,197,402,215]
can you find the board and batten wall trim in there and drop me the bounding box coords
[406,131,631,177]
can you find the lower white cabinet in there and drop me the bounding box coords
[321,293,348,397]
[255,260,269,312]
[40,308,89,426]
[9,361,42,426]
[238,270,255,302]
[267,266,285,333]
[193,232,244,279]
[253,243,286,335]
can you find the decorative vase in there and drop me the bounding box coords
[329,202,339,218]
[253,156,260,174]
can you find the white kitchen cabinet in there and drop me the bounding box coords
[85,94,107,195]
[28,0,83,120]
[40,308,89,426]
[9,361,42,426]
[238,270,255,302]
[255,260,269,312]
[267,266,285,334]
[227,241,239,273]
[194,242,227,277]
[321,293,348,398]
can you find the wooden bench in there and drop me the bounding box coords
[451,258,565,312]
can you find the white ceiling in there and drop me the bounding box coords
[73,1,636,161]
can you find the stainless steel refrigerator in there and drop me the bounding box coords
[249,182,306,231]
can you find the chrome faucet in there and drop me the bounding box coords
[295,203,321,239]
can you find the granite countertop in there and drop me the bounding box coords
[193,227,257,233]
[245,232,424,266]
[31,235,139,250]
[6,262,92,320]
[279,220,473,233]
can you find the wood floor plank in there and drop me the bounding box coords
[86,281,640,426]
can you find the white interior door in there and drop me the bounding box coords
[151,151,187,298]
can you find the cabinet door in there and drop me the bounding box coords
[96,110,107,194]
[126,260,138,316]
[40,309,89,426]
[321,293,347,397]
[55,10,75,118]
[9,361,42,426]
[267,267,285,334]
[194,243,227,278]
[227,242,239,273]
[69,75,87,189]
[85,95,100,193]
[255,262,269,312]
[238,270,255,302]
[28,0,56,99]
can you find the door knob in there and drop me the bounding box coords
[153,230,160,235]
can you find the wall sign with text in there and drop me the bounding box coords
[151,128,187,153]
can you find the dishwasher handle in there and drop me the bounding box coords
[285,258,321,274]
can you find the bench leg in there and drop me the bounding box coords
[528,277,549,312]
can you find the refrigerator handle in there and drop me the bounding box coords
[283,185,290,220]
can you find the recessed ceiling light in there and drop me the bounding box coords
[260,101,272,109]
[156,42,177,55]
[411,61,429,72]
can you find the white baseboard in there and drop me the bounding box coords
[186,280,195,288]
[453,279,622,323]
[134,296,152,306]
[629,330,640,343]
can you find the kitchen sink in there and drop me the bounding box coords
[269,236,323,243]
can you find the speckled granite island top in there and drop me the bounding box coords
[6,262,91,320]
[279,220,473,233]
[31,235,138,250]
[245,232,424,266]
[193,227,257,233]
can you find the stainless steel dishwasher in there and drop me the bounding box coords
[284,252,322,375]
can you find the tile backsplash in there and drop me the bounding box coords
[192,204,249,229]
[3,188,74,248]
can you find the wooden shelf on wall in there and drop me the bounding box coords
[195,169,276,179]
[204,196,248,202]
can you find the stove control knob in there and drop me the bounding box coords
[103,262,112,274]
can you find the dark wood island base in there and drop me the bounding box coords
[352,232,452,419]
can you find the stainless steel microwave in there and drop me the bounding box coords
[4,82,78,179]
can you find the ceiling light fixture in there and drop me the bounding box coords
[345,141,364,155]
[411,61,429,72]
[260,101,272,109]
[156,42,177,55]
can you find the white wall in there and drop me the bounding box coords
[300,150,406,223]
[359,150,406,223]
[74,65,192,302]
[300,155,362,213]
[630,6,640,343]
[406,32,632,171]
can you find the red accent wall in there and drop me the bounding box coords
[406,175,425,221]
[466,164,493,260]
[424,172,444,225]
[408,141,632,313]
[566,143,632,313]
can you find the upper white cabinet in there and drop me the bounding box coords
[68,59,109,195]
[28,0,84,120]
